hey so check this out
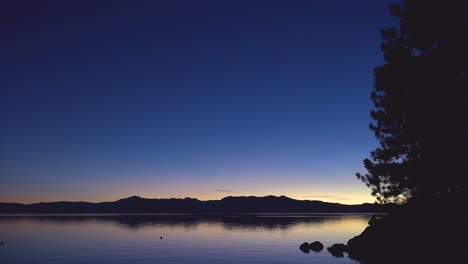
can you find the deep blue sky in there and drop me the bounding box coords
[1,0,395,203]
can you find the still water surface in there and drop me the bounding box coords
[0,214,370,263]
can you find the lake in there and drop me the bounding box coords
[0,214,371,263]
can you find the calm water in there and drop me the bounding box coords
[0,214,371,263]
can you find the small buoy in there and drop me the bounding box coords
[160,236,162,240]
[0,241,4,245]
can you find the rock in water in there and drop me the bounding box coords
[299,242,310,253]
[327,243,348,258]
[329,250,344,257]
[309,241,324,252]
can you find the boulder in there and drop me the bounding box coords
[327,243,348,258]
[299,242,310,253]
[329,250,344,258]
[309,241,324,252]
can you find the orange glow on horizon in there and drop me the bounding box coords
[3,191,374,205]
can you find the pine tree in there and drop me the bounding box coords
[357,0,468,203]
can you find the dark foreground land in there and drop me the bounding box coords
[341,191,467,263]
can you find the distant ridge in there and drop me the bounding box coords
[0,195,392,214]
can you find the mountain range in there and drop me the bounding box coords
[0,195,391,214]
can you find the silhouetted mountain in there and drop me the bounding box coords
[0,195,391,214]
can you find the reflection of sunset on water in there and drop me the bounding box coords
[0,215,369,263]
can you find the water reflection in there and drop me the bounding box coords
[0,214,370,264]
[0,214,370,231]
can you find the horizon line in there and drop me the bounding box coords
[1,194,376,206]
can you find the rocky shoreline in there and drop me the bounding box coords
[300,194,467,263]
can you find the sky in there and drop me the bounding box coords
[1,0,395,204]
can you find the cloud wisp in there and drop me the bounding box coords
[215,189,235,193]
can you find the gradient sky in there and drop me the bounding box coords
[1,0,395,204]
